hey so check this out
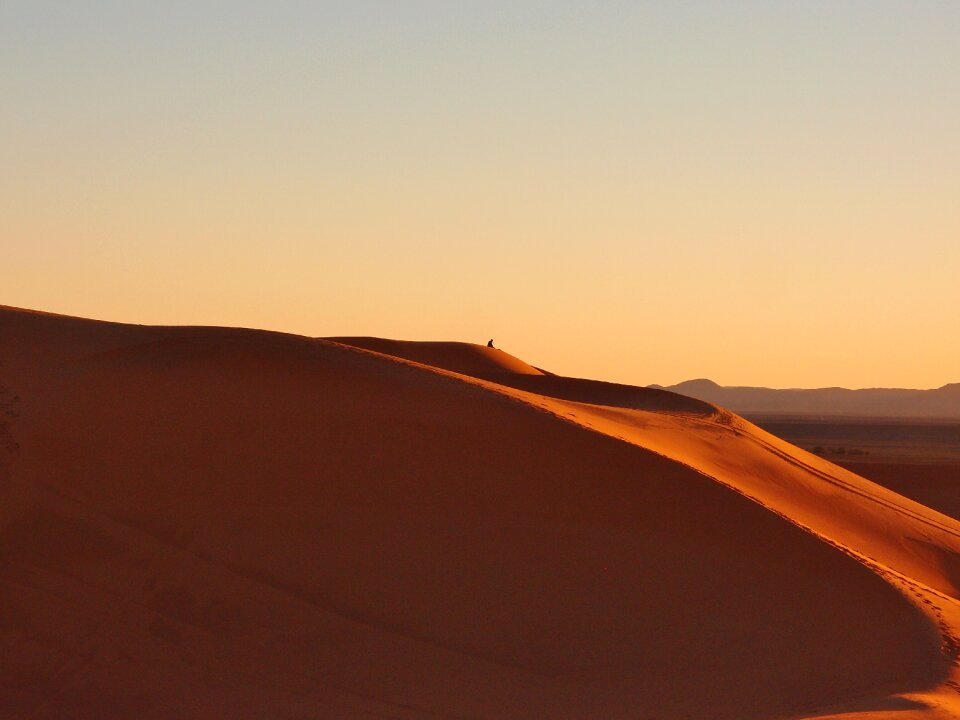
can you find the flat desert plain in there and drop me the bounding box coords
[3,305,960,719]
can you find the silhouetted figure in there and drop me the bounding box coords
[487,339,495,348]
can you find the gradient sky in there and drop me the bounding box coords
[3,2,958,388]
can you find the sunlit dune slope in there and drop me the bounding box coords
[2,307,960,719]
[842,463,960,522]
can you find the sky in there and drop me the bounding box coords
[2,1,958,389]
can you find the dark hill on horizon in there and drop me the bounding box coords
[650,379,960,418]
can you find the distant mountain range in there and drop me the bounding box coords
[649,379,960,418]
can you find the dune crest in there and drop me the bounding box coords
[327,336,546,377]
[3,305,960,719]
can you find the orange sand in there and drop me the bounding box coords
[3,308,960,719]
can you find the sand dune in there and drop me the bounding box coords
[841,463,960,523]
[328,337,546,377]
[330,338,716,416]
[3,306,960,718]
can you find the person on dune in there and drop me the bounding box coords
[487,339,495,348]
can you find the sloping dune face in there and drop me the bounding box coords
[0,308,957,719]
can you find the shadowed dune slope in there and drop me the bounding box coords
[2,307,960,719]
